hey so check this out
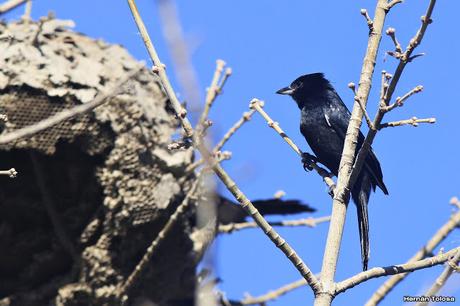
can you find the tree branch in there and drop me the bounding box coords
[335,247,460,294]
[379,117,435,129]
[349,0,437,194]
[198,59,227,129]
[0,0,28,14]
[365,207,460,306]
[241,278,307,305]
[219,216,331,234]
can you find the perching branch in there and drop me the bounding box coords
[249,99,335,190]
[415,250,460,306]
[219,216,331,234]
[365,206,460,306]
[127,0,321,295]
[335,247,460,294]
[241,278,307,305]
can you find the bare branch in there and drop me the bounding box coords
[379,117,435,129]
[415,250,460,306]
[249,99,335,190]
[349,0,436,211]
[386,0,403,11]
[336,247,460,295]
[0,168,17,178]
[0,67,143,145]
[348,83,374,130]
[360,9,374,31]
[127,0,321,295]
[365,207,460,306]
[386,27,402,54]
[219,216,331,234]
[0,0,28,14]
[382,85,423,113]
[128,0,194,138]
[198,59,226,129]
[241,279,307,305]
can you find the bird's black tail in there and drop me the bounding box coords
[352,171,372,271]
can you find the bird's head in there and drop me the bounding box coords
[276,73,332,105]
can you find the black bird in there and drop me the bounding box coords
[276,73,388,270]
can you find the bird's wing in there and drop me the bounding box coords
[324,91,388,194]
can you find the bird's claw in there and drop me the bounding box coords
[301,152,317,172]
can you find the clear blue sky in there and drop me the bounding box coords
[5,1,460,305]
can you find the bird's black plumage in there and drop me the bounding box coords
[277,73,388,270]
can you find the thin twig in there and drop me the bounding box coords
[127,0,321,295]
[386,27,402,54]
[365,207,460,306]
[336,247,460,294]
[415,250,460,306]
[0,67,143,145]
[386,0,403,11]
[0,168,17,178]
[128,0,194,138]
[379,117,435,129]
[119,172,204,297]
[382,85,423,113]
[241,279,307,305]
[197,59,226,129]
[219,216,331,234]
[360,9,374,31]
[0,0,28,14]
[249,99,335,190]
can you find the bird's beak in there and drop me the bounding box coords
[276,86,294,95]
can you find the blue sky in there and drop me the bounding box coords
[5,1,460,305]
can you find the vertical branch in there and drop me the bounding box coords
[315,1,391,305]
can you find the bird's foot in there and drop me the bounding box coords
[301,152,318,172]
